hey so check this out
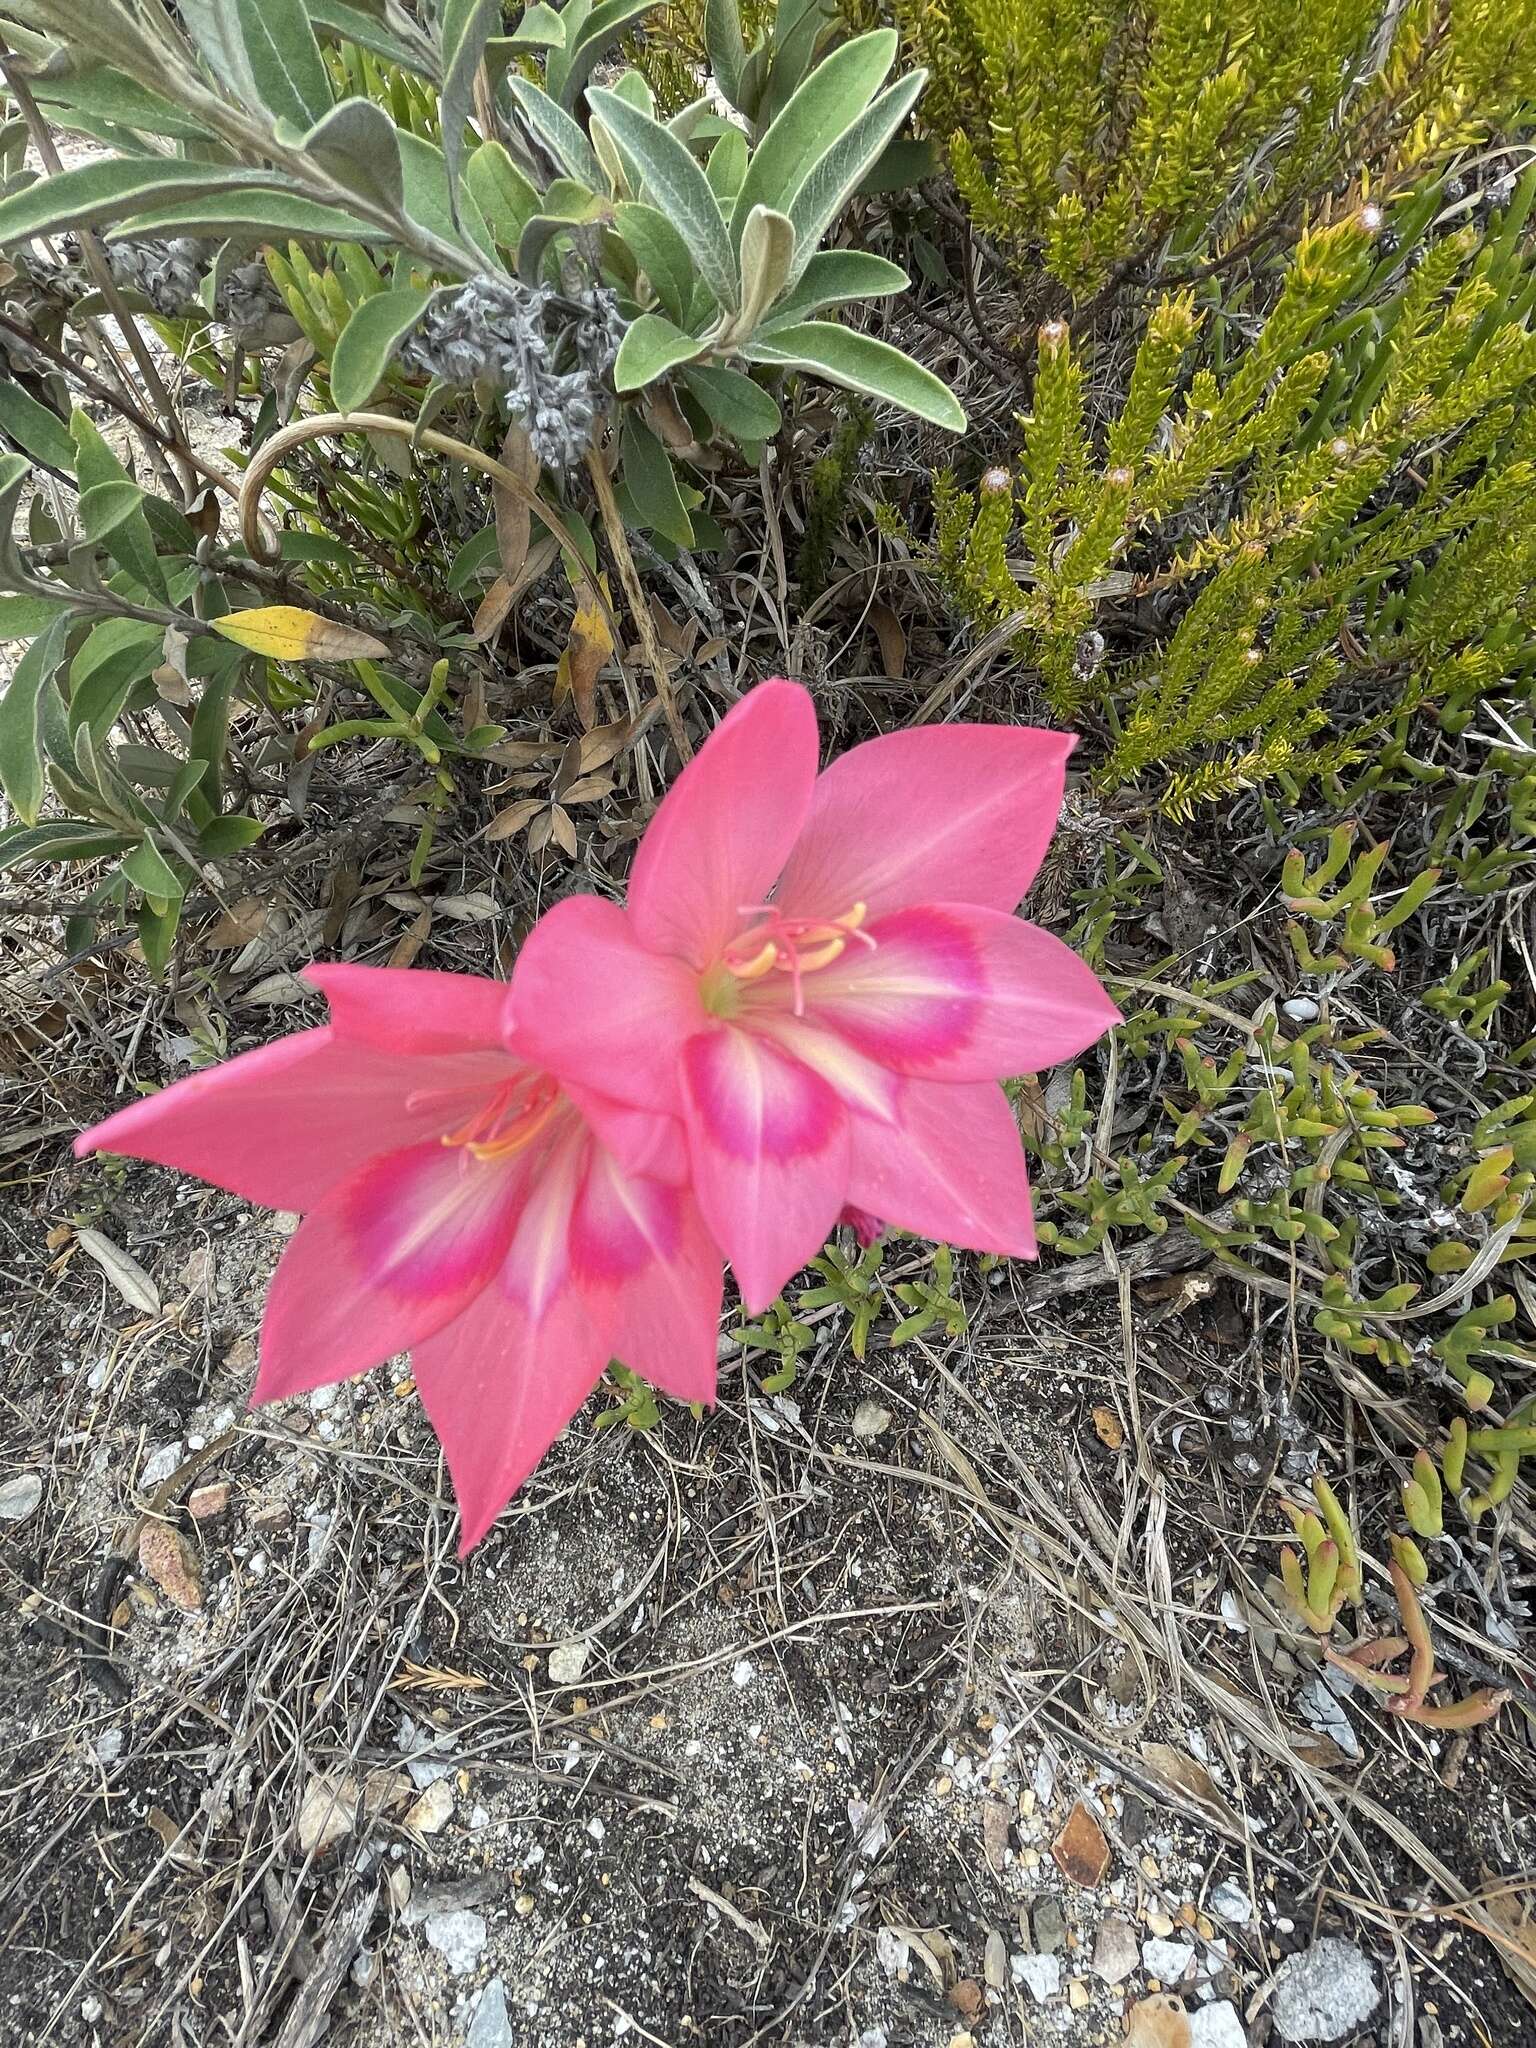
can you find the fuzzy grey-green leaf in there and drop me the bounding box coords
[745,320,965,429]
[330,288,430,411]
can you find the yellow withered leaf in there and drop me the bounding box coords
[211,605,388,663]
[554,581,614,731]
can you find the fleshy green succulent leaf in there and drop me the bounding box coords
[744,320,964,429]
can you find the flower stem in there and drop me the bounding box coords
[584,443,691,762]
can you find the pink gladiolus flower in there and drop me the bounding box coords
[510,679,1120,1311]
[74,965,720,1550]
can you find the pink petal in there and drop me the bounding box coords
[805,904,1121,1079]
[305,961,510,1053]
[508,895,702,1111]
[751,1011,901,1124]
[254,1139,528,1401]
[846,1078,1038,1258]
[412,1283,608,1552]
[562,1083,690,1185]
[75,1030,510,1212]
[502,1126,586,1321]
[628,679,821,967]
[774,724,1076,922]
[681,1025,849,1312]
[571,1149,722,1404]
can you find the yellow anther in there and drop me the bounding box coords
[726,937,779,981]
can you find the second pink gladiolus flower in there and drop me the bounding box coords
[510,680,1120,1311]
[75,965,721,1549]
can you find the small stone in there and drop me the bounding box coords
[137,1522,203,1611]
[1013,1952,1062,2002]
[1032,1897,1067,1953]
[423,1907,486,1976]
[82,1996,104,2024]
[977,1797,1009,1867]
[387,1865,412,1911]
[852,1399,893,1440]
[141,1442,184,1488]
[1143,1937,1197,1985]
[0,1472,43,1523]
[1191,2002,1247,2048]
[467,1978,514,2048]
[1209,1880,1252,1925]
[93,1728,124,1766]
[984,1929,1007,1989]
[405,1778,455,1834]
[514,1890,536,1916]
[1147,1908,1176,1938]
[732,1659,754,1687]
[1052,1801,1111,1886]
[1068,1978,1091,2011]
[1282,997,1320,1023]
[297,1773,358,1856]
[1092,1916,1140,1986]
[548,1639,588,1686]
[187,1483,230,1522]
[1271,1938,1379,2042]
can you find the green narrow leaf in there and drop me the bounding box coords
[115,193,384,240]
[0,381,75,471]
[744,320,965,430]
[136,891,185,976]
[302,97,405,213]
[504,3,567,46]
[330,286,429,411]
[613,201,695,325]
[68,618,165,739]
[438,0,501,217]
[308,0,437,74]
[122,834,183,902]
[198,812,266,856]
[0,611,70,824]
[558,0,655,110]
[397,129,498,261]
[587,87,738,313]
[70,412,166,599]
[34,66,214,144]
[729,29,895,248]
[758,249,908,329]
[465,140,541,247]
[0,819,134,873]
[704,0,748,108]
[0,594,75,641]
[507,76,603,189]
[681,363,781,439]
[230,0,333,127]
[613,312,707,392]
[705,126,748,204]
[620,414,693,546]
[783,72,925,291]
[0,159,292,242]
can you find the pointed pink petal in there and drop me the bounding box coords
[75,1030,511,1211]
[508,895,701,1110]
[750,1011,901,1124]
[412,1283,608,1552]
[305,962,510,1052]
[500,1134,581,1322]
[681,1026,849,1313]
[562,1083,689,1185]
[775,724,1076,922]
[805,904,1120,1079]
[254,1140,528,1401]
[629,679,820,967]
[847,1079,1037,1258]
[570,1148,722,1404]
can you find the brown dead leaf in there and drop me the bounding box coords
[137,1521,203,1611]
[472,573,517,644]
[1051,1800,1111,1886]
[870,599,907,678]
[649,594,698,658]
[493,419,539,582]
[485,797,546,843]
[1092,1405,1125,1451]
[203,896,268,949]
[74,1226,160,1316]
[1124,1994,1191,2048]
[387,905,432,968]
[1137,1742,1241,1831]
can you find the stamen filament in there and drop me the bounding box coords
[719,902,875,1015]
